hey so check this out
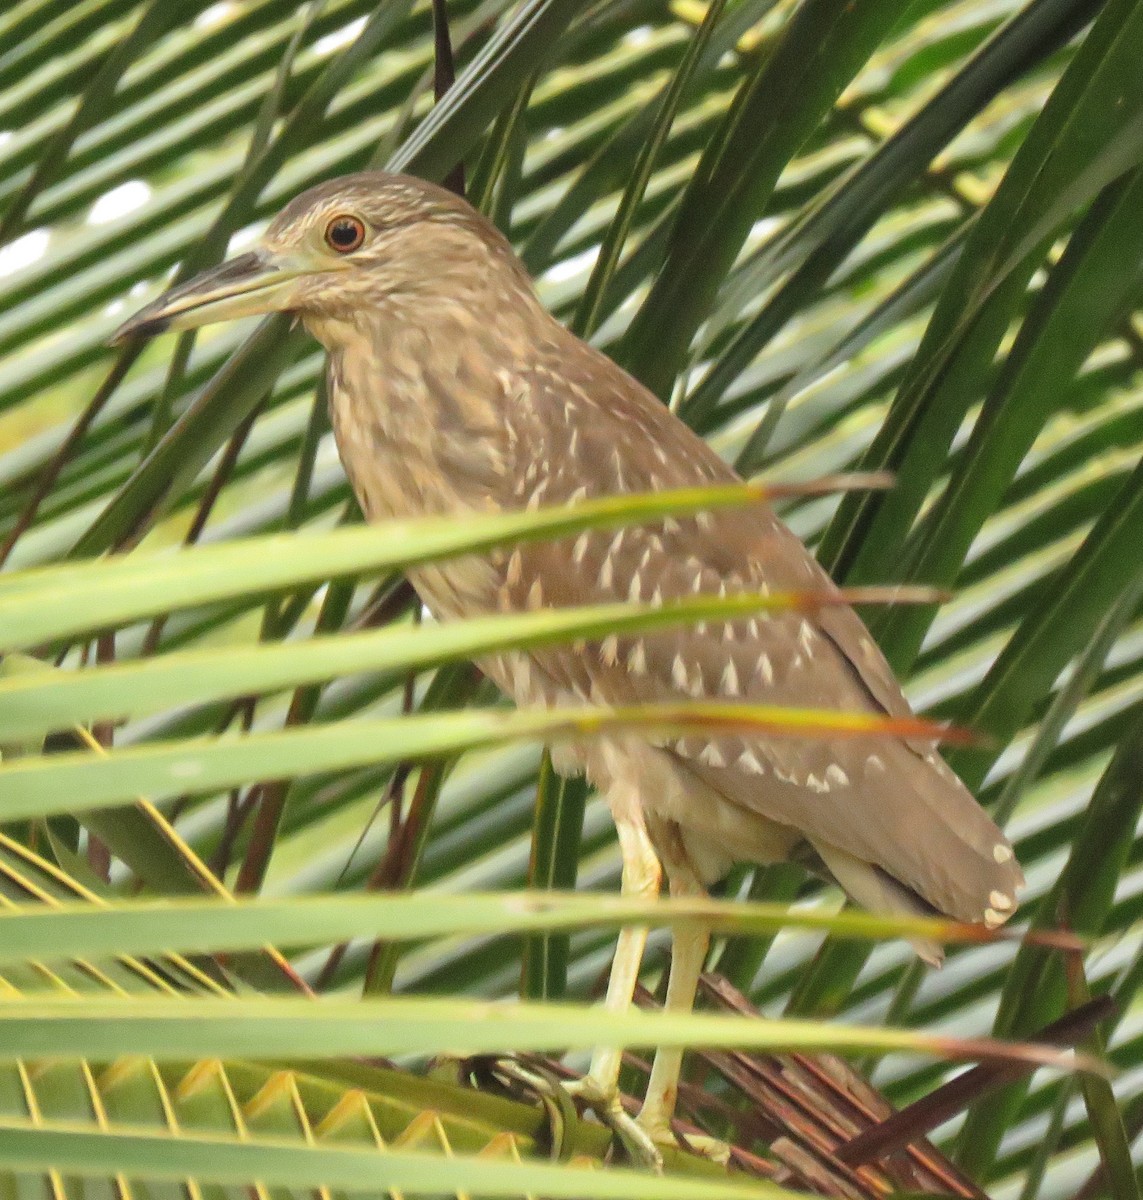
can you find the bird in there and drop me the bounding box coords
[115,170,1024,1162]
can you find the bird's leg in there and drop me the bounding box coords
[566,810,664,1165]
[636,926,710,1141]
[636,861,723,1158]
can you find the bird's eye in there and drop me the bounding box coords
[324,215,366,254]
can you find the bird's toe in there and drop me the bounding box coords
[564,1078,664,1170]
[635,1110,731,1165]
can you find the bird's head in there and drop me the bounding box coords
[112,171,533,344]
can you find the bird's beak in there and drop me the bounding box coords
[111,249,312,344]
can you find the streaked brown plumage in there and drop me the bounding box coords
[117,171,1023,1158]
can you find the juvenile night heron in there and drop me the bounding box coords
[117,171,1023,1160]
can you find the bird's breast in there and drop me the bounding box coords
[324,336,516,520]
[322,353,517,623]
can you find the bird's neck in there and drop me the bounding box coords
[307,291,542,523]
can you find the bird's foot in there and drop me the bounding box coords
[486,1064,725,1170]
[636,1109,731,1165]
[467,1057,667,1167]
[564,1077,665,1170]
[668,1130,732,1165]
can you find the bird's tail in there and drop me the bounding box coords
[811,840,945,966]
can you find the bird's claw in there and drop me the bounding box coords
[563,1077,666,1170]
[676,1132,733,1165]
[472,1060,722,1170]
[463,1055,578,1160]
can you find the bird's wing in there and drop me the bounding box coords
[508,510,1021,924]
[488,350,1022,922]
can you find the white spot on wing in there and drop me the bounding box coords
[720,661,739,697]
[671,655,688,690]
[825,764,849,787]
[526,478,550,510]
[737,750,766,775]
[799,619,815,657]
[993,843,1014,864]
[687,664,705,698]
[526,579,544,610]
[627,641,647,675]
[699,744,725,768]
[756,654,774,686]
[600,635,619,666]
